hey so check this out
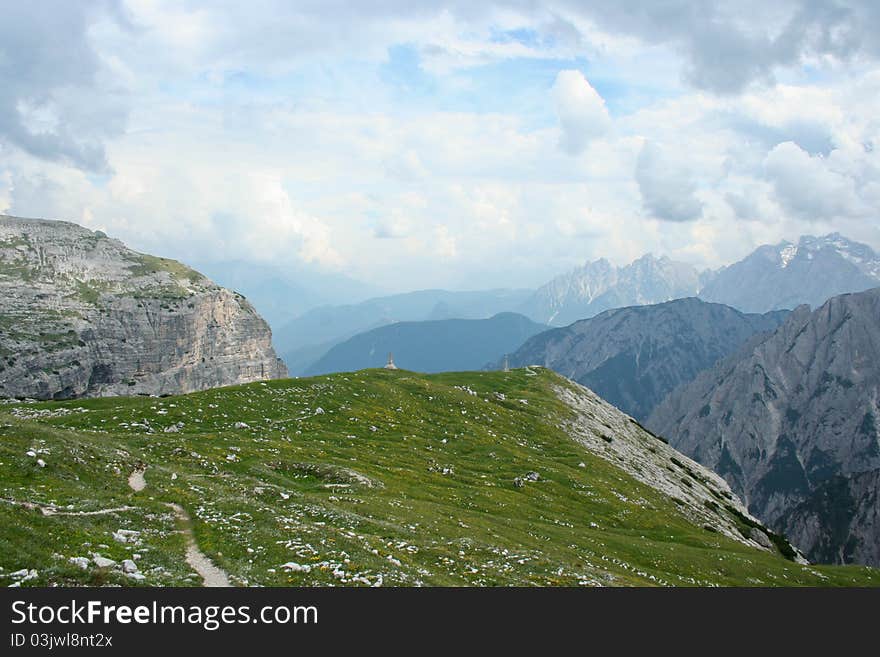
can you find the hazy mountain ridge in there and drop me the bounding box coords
[307,312,547,375]
[698,233,880,313]
[273,232,878,376]
[275,288,534,374]
[0,215,286,399]
[648,287,880,565]
[505,298,789,421]
[519,254,705,326]
[191,259,381,330]
[515,233,879,329]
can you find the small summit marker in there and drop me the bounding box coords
[384,352,398,370]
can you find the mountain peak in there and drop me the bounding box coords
[699,232,880,313]
[523,252,702,325]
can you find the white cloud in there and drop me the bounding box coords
[432,225,458,259]
[2,1,880,295]
[552,69,611,155]
[0,169,11,213]
[635,140,704,222]
[764,141,862,219]
[0,2,129,171]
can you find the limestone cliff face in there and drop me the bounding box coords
[648,288,880,565]
[0,215,287,399]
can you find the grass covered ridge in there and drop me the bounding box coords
[0,367,877,587]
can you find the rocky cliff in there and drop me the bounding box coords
[0,215,287,399]
[648,288,880,565]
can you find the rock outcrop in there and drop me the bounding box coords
[0,215,287,399]
[648,288,880,565]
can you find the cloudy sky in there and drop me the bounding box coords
[2,1,879,292]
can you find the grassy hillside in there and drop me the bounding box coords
[0,368,877,587]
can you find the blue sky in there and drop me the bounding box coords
[1,1,879,292]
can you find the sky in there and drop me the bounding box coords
[2,0,880,292]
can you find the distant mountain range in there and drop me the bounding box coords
[699,233,880,313]
[306,312,547,375]
[273,233,880,376]
[518,254,706,326]
[191,259,381,329]
[505,298,788,421]
[648,287,880,566]
[520,233,880,326]
[275,289,534,374]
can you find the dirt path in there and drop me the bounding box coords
[128,468,231,587]
[166,503,231,587]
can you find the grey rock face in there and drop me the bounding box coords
[0,215,287,399]
[519,254,704,326]
[507,297,788,421]
[699,233,880,313]
[648,288,880,565]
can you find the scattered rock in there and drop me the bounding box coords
[93,556,116,569]
[9,568,38,585]
[69,557,89,570]
[112,529,140,544]
[121,559,138,574]
[280,562,311,573]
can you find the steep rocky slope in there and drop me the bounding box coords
[10,367,879,588]
[648,288,880,565]
[519,254,704,326]
[699,233,880,313]
[0,215,286,399]
[506,298,788,421]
